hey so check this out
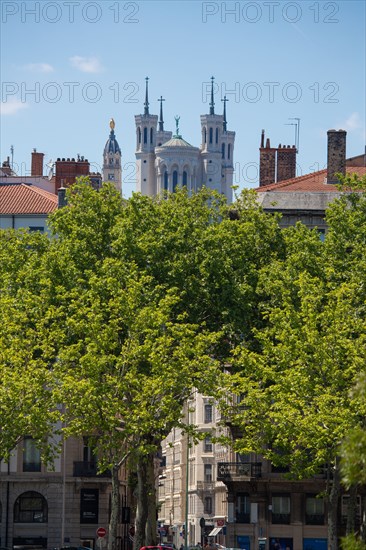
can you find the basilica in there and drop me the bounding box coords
[103,77,236,203]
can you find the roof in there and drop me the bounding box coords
[0,183,58,215]
[158,136,197,149]
[255,165,366,193]
[104,129,121,155]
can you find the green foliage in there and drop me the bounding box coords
[341,533,366,550]
[223,174,366,480]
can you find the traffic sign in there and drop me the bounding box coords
[97,527,107,538]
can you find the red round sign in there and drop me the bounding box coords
[96,527,107,538]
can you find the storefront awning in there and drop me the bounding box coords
[208,527,222,537]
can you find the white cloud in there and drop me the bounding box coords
[25,62,54,73]
[0,99,28,116]
[337,112,363,132]
[69,55,103,73]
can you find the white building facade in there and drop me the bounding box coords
[158,394,229,548]
[135,78,235,203]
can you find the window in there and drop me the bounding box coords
[204,464,212,482]
[14,491,47,523]
[204,127,207,144]
[341,495,361,522]
[172,170,178,192]
[204,436,213,453]
[216,128,219,144]
[204,496,213,514]
[83,437,97,467]
[23,437,41,472]
[228,144,231,160]
[235,493,250,523]
[108,174,115,180]
[164,171,168,190]
[143,127,147,144]
[272,495,290,524]
[204,404,213,424]
[150,127,154,144]
[222,143,225,159]
[209,128,213,144]
[28,227,44,233]
[183,171,188,187]
[138,127,141,144]
[306,495,324,525]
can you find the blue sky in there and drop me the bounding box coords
[1,0,365,197]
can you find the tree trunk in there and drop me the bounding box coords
[134,455,150,550]
[108,465,120,550]
[346,484,358,536]
[328,461,341,550]
[145,453,157,546]
[361,496,366,542]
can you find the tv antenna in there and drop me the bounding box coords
[286,117,300,151]
[46,159,55,180]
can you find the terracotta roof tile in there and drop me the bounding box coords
[256,166,366,193]
[0,184,58,215]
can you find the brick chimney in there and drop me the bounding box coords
[31,149,44,177]
[259,130,276,187]
[277,145,297,182]
[327,129,347,184]
[55,156,90,191]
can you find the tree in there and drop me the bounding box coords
[0,180,284,549]
[0,229,60,463]
[222,176,366,550]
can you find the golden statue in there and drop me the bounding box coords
[110,118,115,130]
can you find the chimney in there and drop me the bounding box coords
[327,129,346,183]
[31,149,44,177]
[58,187,67,208]
[259,131,276,187]
[277,145,297,182]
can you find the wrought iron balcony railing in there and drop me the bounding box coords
[73,461,111,477]
[217,462,262,481]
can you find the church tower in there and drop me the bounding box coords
[103,118,122,193]
[135,77,158,195]
[200,78,235,203]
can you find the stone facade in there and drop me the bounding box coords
[0,437,130,550]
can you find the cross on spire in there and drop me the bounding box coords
[144,76,149,116]
[158,95,165,131]
[209,76,215,115]
[222,95,228,131]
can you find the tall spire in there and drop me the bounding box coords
[209,76,215,115]
[144,77,149,116]
[158,96,165,131]
[222,96,228,131]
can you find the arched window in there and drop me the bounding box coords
[222,143,225,159]
[150,128,153,144]
[138,127,141,145]
[216,128,219,144]
[204,127,207,144]
[209,128,213,144]
[143,127,147,144]
[164,171,168,191]
[228,143,231,160]
[172,170,178,192]
[183,171,188,187]
[14,491,48,523]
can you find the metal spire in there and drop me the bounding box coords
[209,76,215,115]
[222,95,228,131]
[158,96,165,131]
[144,76,149,116]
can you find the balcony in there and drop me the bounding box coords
[217,462,262,481]
[73,461,111,477]
[197,481,215,492]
